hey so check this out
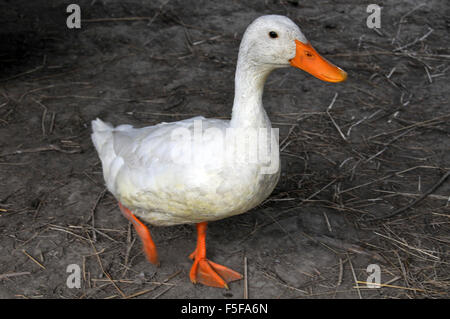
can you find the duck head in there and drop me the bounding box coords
[239,15,347,83]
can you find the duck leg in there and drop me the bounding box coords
[118,202,159,266]
[189,222,242,288]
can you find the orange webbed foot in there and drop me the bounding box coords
[189,222,242,288]
[189,255,243,289]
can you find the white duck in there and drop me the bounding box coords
[92,15,347,288]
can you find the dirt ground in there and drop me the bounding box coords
[0,0,449,299]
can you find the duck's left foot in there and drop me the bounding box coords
[189,255,243,289]
[189,222,242,289]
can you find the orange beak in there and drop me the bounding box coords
[290,40,347,83]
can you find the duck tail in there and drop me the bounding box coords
[91,118,113,153]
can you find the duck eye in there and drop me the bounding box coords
[269,31,278,39]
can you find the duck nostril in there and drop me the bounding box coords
[305,51,313,57]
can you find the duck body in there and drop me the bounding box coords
[92,114,280,226]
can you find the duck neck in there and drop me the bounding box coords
[229,58,274,129]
